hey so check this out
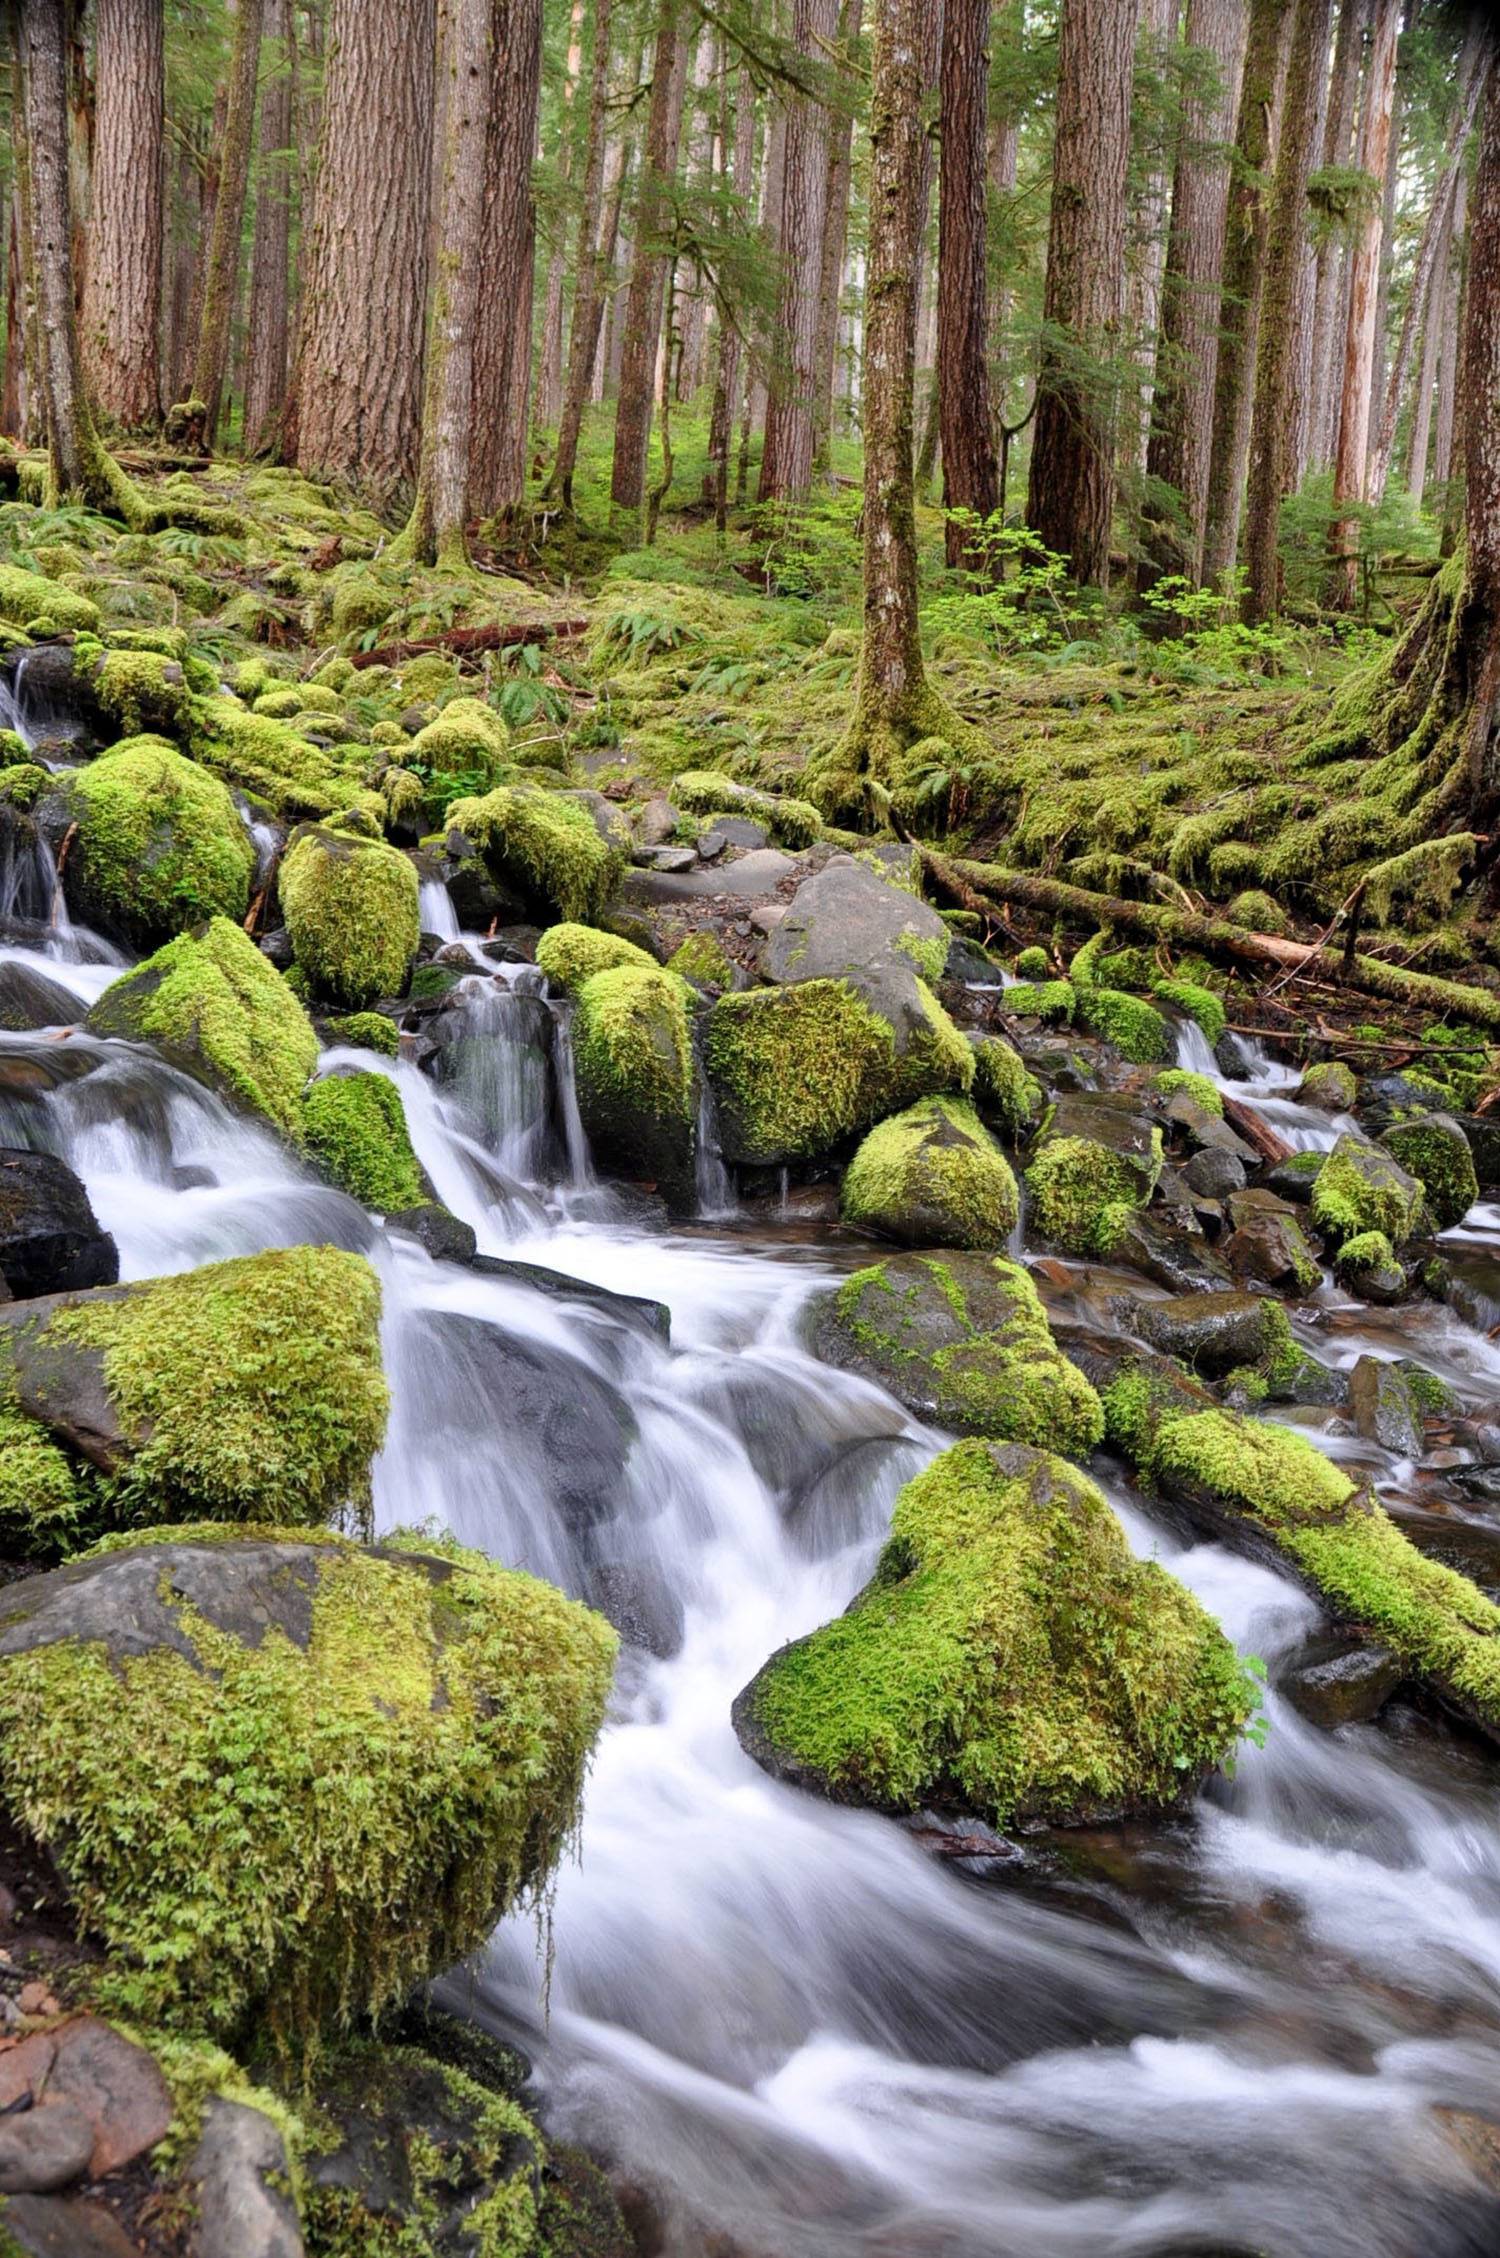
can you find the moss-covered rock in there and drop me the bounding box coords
[1311,1132,1424,1249]
[446,785,624,925]
[842,1097,1018,1249]
[666,928,734,989]
[409,696,510,786]
[1297,1060,1357,1111]
[301,1071,426,1212]
[324,1009,400,1057]
[808,1252,1104,1456]
[705,977,972,1168]
[1118,1289,1300,1386]
[0,563,100,635]
[48,737,255,951]
[733,1439,1254,1826]
[1076,986,1172,1064]
[534,920,657,993]
[1026,1097,1164,1257]
[573,965,696,1208]
[88,916,318,1138]
[0,1407,92,1558]
[671,768,822,849]
[1151,1068,1223,1118]
[1379,1113,1478,1231]
[1005,977,1075,1026]
[1332,1228,1406,1300]
[1014,946,1050,979]
[0,1528,616,2042]
[970,1035,1043,1140]
[87,647,195,737]
[279,826,420,1008]
[1151,978,1226,1046]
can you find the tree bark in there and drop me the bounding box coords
[1461,52,1500,800]
[811,0,860,472]
[191,0,263,442]
[1432,158,1467,495]
[1242,0,1334,622]
[937,0,1000,572]
[1403,217,1443,503]
[469,0,544,520]
[535,0,588,436]
[609,0,689,523]
[1139,0,1249,592]
[547,0,616,505]
[80,0,163,432]
[1025,0,1142,586]
[1324,0,1400,608]
[1307,0,1367,472]
[1126,0,1179,479]
[758,0,840,501]
[243,0,295,456]
[294,0,434,506]
[1285,6,1332,486]
[706,63,758,520]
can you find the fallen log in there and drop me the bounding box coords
[348,618,589,670]
[920,848,1500,1037]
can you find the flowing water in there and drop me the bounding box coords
[4,855,1500,2256]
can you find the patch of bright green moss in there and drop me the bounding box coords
[535,921,657,993]
[0,1408,91,1559]
[1311,1133,1424,1249]
[1152,979,1226,1046]
[0,763,52,810]
[970,1035,1043,1141]
[60,737,255,949]
[671,768,821,849]
[1077,987,1172,1064]
[667,929,734,989]
[1005,978,1075,1026]
[842,1097,1018,1249]
[1014,947,1049,979]
[573,965,696,1205]
[301,1072,426,1213]
[1026,1129,1163,1256]
[1151,1068,1224,1118]
[325,1010,400,1058]
[1380,1115,1479,1231]
[280,827,420,1008]
[446,785,624,924]
[1297,1059,1357,1111]
[0,563,100,634]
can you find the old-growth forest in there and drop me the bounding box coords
[2,3,1500,2255]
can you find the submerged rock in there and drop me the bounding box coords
[0,961,84,1034]
[1280,1630,1407,1729]
[733,1439,1255,1827]
[0,1148,118,1299]
[841,1095,1018,1248]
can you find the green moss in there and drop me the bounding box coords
[1014,946,1050,979]
[573,965,696,1204]
[0,762,51,810]
[88,916,318,1138]
[325,1010,400,1057]
[0,1407,91,1558]
[446,786,624,924]
[1150,1068,1224,1117]
[535,921,657,993]
[1026,1129,1163,1255]
[253,687,311,719]
[409,697,510,785]
[1380,1115,1479,1231]
[842,1097,1018,1249]
[90,648,194,736]
[60,737,255,948]
[0,1531,616,2045]
[1297,1059,1357,1111]
[398,654,461,703]
[741,1439,1254,1825]
[1332,1228,1401,1285]
[0,562,99,634]
[280,828,421,1008]
[1077,986,1172,1064]
[302,1073,426,1212]
[970,1035,1043,1140]
[1152,978,1227,1046]
[1226,890,1290,936]
[667,929,734,989]
[894,929,950,984]
[1311,1133,1424,1249]
[671,768,822,848]
[1005,978,1075,1025]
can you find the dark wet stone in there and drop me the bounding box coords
[587,1562,685,1659]
[1457,1112,1500,1196]
[0,2196,138,2257]
[1347,1355,1423,1459]
[1281,1632,1407,1729]
[1222,1209,1321,1296]
[784,1436,932,1559]
[0,2102,94,2194]
[1114,1290,1286,1376]
[188,2098,304,2258]
[1183,1148,1247,1200]
[257,924,296,970]
[1262,1151,1325,1203]
[0,1148,117,1299]
[0,963,82,1033]
[468,1253,669,1341]
[641,845,698,873]
[1043,1091,1162,1191]
[1162,1094,1258,1160]
[1106,1208,1235,1293]
[385,1202,478,1265]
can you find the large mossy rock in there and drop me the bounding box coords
[732,1439,1253,1826]
[44,738,255,952]
[841,1097,1018,1248]
[445,785,625,924]
[534,920,658,994]
[572,965,696,1209]
[300,1070,426,1213]
[970,1034,1043,1142]
[0,1246,388,1530]
[0,564,100,635]
[704,977,972,1168]
[87,916,318,1139]
[671,767,822,848]
[1310,1132,1424,1249]
[279,826,420,1008]
[1025,1092,1164,1256]
[0,1529,616,2040]
[1379,1113,1479,1231]
[762,853,951,988]
[808,1252,1103,1457]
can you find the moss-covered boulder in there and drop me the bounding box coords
[970,1034,1043,1141]
[842,1097,1018,1248]
[1117,1290,1300,1385]
[1332,1228,1407,1302]
[0,1246,388,1530]
[0,1528,615,2040]
[87,916,318,1139]
[0,563,100,635]
[279,825,420,1008]
[46,737,254,951]
[671,768,822,848]
[409,696,511,788]
[1026,1094,1164,1256]
[1075,986,1172,1064]
[573,966,696,1209]
[762,854,950,989]
[301,1070,426,1212]
[446,785,624,924]
[704,977,972,1168]
[1379,1113,1478,1231]
[808,1252,1103,1457]
[733,1439,1254,1826]
[85,646,196,738]
[534,920,658,994]
[1297,1060,1357,1111]
[1310,1132,1424,1249]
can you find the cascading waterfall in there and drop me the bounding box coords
[5,901,1500,2256]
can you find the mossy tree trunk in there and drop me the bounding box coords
[608,0,688,529]
[243,0,294,458]
[937,0,1001,577]
[810,0,860,476]
[80,0,163,433]
[470,0,544,523]
[534,0,587,437]
[546,0,614,507]
[190,0,263,445]
[704,60,755,522]
[1305,0,1366,477]
[758,0,839,504]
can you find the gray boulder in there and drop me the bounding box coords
[188,2098,304,2258]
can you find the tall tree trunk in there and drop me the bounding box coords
[987,0,1023,413]
[1139,0,1249,592]
[1432,159,1467,497]
[938,0,1000,572]
[706,64,757,519]
[1242,0,1334,623]
[534,0,588,436]
[1025,0,1142,586]
[243,0,295,456]
[1307,0,1367,472]
[470,0,544,520]
[1461,50,1500,801]
[398,0,493,563]
[609,0,688,522]
[811,0,859,473]
[1201,0,1292,588]
[80,0,162,431]
[276,3,316,461]
[295,0,434,506]
[673,25,716,399]
[1126,0,1179,479]
[1365,23,1403,481]
[8,26,43,445]
[1285,9,1331,485]
[759,0,839,501]
[1404,234,1441,504]
[547,0,616,505]
[192,0,264,442]
[1324,0,1399,608]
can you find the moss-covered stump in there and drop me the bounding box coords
[1100,1377,1500,1743]
[807,1252,1103,1457]
[573,965,696,1209]
[87,916,318,1139]
[0,1530,616,2043]
[1025,1094,1165,1257]
[704,977,972,1168]
[1310,1133,1424,1250]
[0,1246,388,1533]
[970,1035,1043,1141]
[279,827,420,1009]
[301,1070,427,1212]
[841,1097,1018,1248]
[534,919,658,994]
[446,785,625,924]
[1379,1114,1479,1232]
[732,1439,1254,1826]
[44,738,255,952]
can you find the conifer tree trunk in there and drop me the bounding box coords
[811,0,860,473]
[1126,0,1178,479]
[938,0,999,573]
[706,64,757,519]
[8,27,42,444]
[191,0,263,441]
[609,0,689,523]
[1242,0,1334,622]
[1324,0,1399,608]
[548,0,615,506]
[470,0,544,520]
[1139,0,1248,592]
[1460,54,1500,801]
[1432,161,1467,495]
[243,0,294,457]
[295,0,434,506]
[1307,0,1367,473]
[759,0,839,502]
[535,0,587,435]
[1025,0,1142,586]
[80,0,162,432]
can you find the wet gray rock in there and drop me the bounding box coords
[640,845,698,873]
[622,846,799,905]
[188,2098,304,2258]
[1222,1208,1321,1296]
[0,2102,95,2194]
[784,1436,931,1558]
[1457,1111,1500,1196]
[633,796,679,848]
[588,1562,685,1660]
[1262,1151,1325,1204]
[1161,1093,1257,1161]
[0,1148,118,1299]
[1347,1355,1423,1459]
[763,854,951,994]
[0,2195,138,2257]
[1183,1148,1247,1200]
[385,1201,478,1265]
[469,1252,670,1342]
[1041,1091,1162,1192]
[1115,1290,1288,1377]
[0,963,82,1033]
[1281,1633,1407,1729]
[1106,1208,1235,1293]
